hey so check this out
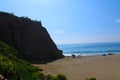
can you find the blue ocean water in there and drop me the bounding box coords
[57,42,120,56]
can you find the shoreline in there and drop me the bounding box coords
[63,52,119,57]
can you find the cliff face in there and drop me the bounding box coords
[0,12,63,63]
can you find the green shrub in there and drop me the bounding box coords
[86,77,97,80]
[0,41,44,80]
[57,74,67,80]
[46,74,58,80]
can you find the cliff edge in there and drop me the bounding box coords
[0,12,63,63]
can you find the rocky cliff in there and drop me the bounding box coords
[0,12,63,63]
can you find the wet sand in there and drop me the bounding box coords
[33,54,120,80]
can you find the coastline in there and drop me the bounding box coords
[33,54,120,80]
[57,42,120,57]
[63,52,119,57]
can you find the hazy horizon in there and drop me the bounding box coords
[57,41,120,45]
[1,0,120,44]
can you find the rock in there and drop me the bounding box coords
[0,12,64,63]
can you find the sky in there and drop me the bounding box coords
[0,0,120,44]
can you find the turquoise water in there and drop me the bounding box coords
[57,42,120,56]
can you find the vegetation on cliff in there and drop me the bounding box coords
[0,41,43,80]
[0,41,67,80]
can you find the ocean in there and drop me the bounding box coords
[57,42,120,56]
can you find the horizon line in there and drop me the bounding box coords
[56,41,120,45]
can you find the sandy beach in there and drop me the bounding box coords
[33,54,120,80]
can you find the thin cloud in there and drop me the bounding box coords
[55,30,64,34]
[115,19,120,22]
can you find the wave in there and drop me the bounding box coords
[58,42,120,55]
[64,50,120,54]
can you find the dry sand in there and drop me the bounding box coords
[33,54,120,80]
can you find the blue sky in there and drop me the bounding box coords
[0,0,120,44]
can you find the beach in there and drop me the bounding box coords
[33,54,120,80]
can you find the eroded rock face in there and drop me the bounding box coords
[0,12,63,63]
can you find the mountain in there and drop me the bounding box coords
[0,12,63,63]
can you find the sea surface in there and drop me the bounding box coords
[57,42,120,56]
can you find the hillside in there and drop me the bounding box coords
[0,41,44,80]
[0,41,67,80]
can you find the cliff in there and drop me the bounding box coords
[0,12,63,63]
